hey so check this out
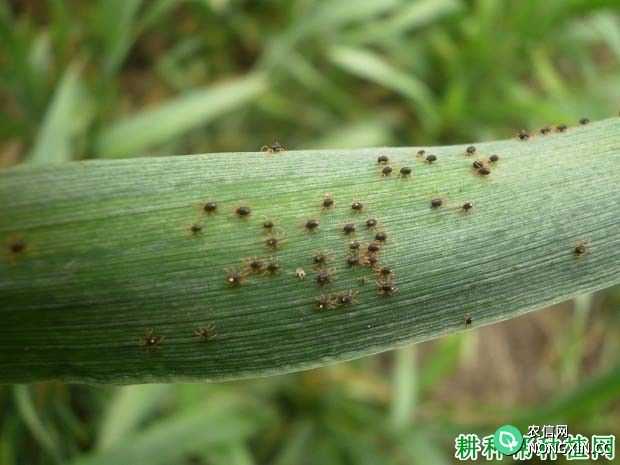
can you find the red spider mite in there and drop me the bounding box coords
[261,141,285,153]
[139,328,165,350]
[225,269,246,286]
[336,290,358,306]
[195,324,217,342]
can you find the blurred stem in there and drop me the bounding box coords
[432,363,620,435]
[270,420,313,465]
[561,293,592,385]
[208,443,255,465]
[12,385,63,464]
[96,384,171,450]
[0,429,13,465]
[390,345,417,429]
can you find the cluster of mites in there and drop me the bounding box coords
[6,123,599,350]
[379,147,495,209]
[190,194,397,310]
[515,117,591,141]
[136,324,218,350]
[379,147,496,179]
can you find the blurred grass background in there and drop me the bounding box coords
[1,0,619,463]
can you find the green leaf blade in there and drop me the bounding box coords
[1,118,619,384]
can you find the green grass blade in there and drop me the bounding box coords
[349,0,464,44]
[1,118,619,384]
[27,63,88,164]
[259,0,404,69]
[69,396,271,465]
[308,120,393,149]
[96,384,171,450]
[328,46,438,130]
[94,72,267,158]
[95,0,144,80]
[418,334,463,398]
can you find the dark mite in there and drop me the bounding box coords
[377,280,397,295]
[261,141,285,153]
[262,219,282,235]
[366,218,378,229]
[263,220,275,232]
[235,206,251,218]
[381,165,393,176]
[245,257,265,273]
[305,219,320,232]
[472,160,484,169]
[203,201,218,214]
[477,167,491,176]
[343,223,357,234]
[346,255,361,268]
[321,194,334,210]
[363,255,379,268]
[400,166,412,177]
[139,328,164,350]
[226,269,245,286]
[465,145,476,156]
[313,251,331,266]
[431,198,443,208]
[416,149,426,158]
[465,314,473,326]
[574,240,591,258]
[556,123,567,132]
[377,265,393,277]
[195,325,217,342]
[540,126,551,135]
[579,117,590,125]
[351,201,364,212]
[336,290,358,306]
[349,240,361,251]
[367,241,381,254]
[265,257,282,274]
[315,294,335,311]
[316,268,336,285]
[517,130,529,141]
[426,154,437,163]
[189,224,203,235]
[488,154,499,163]
[8,239,26,254]
[461,202,474,212]
[374,231,387,242]
[265,237,280,249]
[377,154,389,164]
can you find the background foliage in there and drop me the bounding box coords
[0,0,619,464]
